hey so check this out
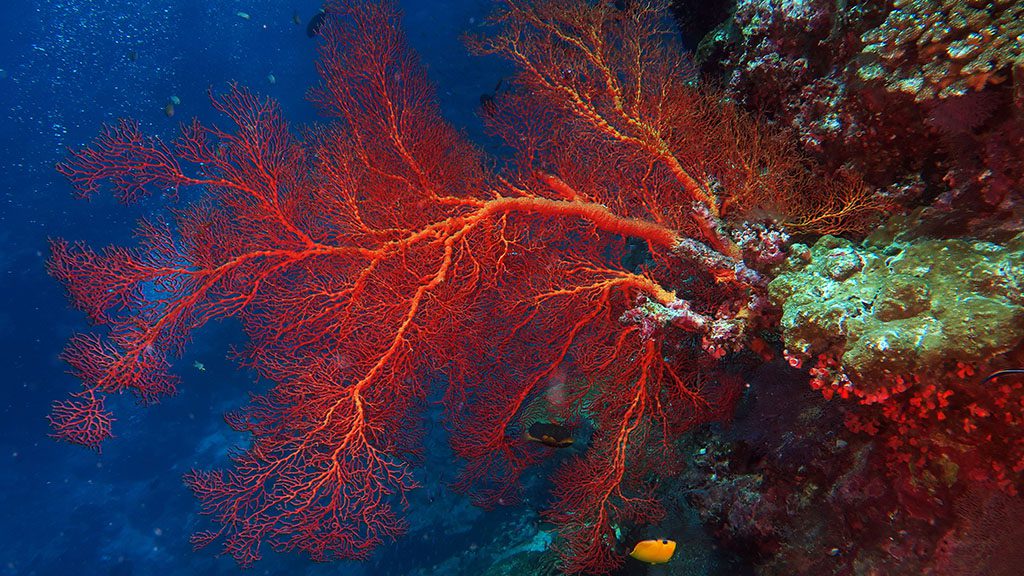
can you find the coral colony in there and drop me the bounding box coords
[47,0,1024,574]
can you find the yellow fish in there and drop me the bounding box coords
[628,539,676,564]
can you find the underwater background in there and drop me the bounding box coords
[2,1,1023,575]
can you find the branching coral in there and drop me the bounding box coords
[47,1,894,572]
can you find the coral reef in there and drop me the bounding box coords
[677,0,1024,571]
[700,0,1024,224]
[677,361,1003,575]
[702,0,933,183]
[769,231,1024,494]
[858,0,1024,101]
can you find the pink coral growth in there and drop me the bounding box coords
[810,355,1024,496]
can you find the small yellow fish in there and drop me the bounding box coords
[628,539,676,564]
[192,361,206,372]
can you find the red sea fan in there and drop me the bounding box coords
[47,0,880,572]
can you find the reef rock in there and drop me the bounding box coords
[769,232,1024,382]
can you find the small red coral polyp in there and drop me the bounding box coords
[809,353,1024,496]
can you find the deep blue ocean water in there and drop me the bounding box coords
[0,2,524,574]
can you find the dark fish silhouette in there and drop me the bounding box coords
[479,78,504,118]
[306,9,327,38]
[525,421,574,448]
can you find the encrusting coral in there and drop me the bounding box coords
[770,232,1024,382]
[858,0,1024,101]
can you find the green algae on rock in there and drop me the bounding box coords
[769,232,1024,382]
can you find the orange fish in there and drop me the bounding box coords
[628,539,676,564]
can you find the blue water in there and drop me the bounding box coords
[0,2,516,574]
